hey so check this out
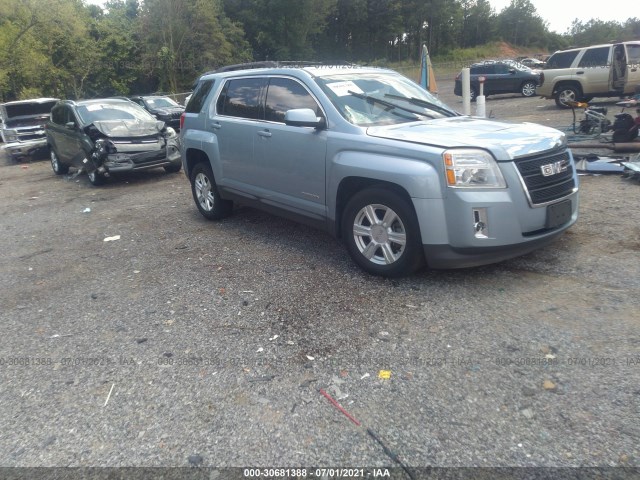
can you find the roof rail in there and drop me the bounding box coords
[212,60,358,73]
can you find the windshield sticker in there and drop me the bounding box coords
[326,81,364,97]
[85,104,104,111]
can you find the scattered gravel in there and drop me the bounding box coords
[0,79,638,470]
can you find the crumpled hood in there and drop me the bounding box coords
[367,117,566,159]
[92,120,164,137]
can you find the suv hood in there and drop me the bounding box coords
[367,117,566,159]
[150,107,184,115]
[92,120,165,137]
[4,114,50,128]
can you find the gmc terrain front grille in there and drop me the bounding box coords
[514,150,576,205]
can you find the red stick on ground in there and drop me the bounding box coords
[319,388,361,426]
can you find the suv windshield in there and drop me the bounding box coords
[315,72,456,126]
[76,102,156,124]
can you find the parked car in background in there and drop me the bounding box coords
[129,95,184,130]
[180,63,578,277]
[519,57,546,68]
[0,98,58,161]
[454,60,541,101]
[537,41,640,107]
[46,98,181,185]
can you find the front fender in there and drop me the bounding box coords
[328,151,443,220]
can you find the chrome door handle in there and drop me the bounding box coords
[257,130,272,138]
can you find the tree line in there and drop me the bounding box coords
[1,0,638,101]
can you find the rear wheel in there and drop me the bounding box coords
[342,187,424,277]
[469,86,478,102]
[190,162,233,220]
[555,85,581,108]
[50,148,69,175]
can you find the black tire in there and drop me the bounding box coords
[190,162,232,220]
[164,163,182,173]
[554,85,581,108]
[87,170,105,186]
[521,81,537,97]
[50,147,69,175]
[469,86,478,102]
[341,187,425,277]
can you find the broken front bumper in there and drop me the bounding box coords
[98,142,181,173]
[4,138,48,161]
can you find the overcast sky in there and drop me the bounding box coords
[487,0,630,34]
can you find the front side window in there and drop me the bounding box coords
[578,47,610,68]
[264,78,321,123]
[217,77,267,120]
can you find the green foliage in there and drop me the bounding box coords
[0,0,637,100]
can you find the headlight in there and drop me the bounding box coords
[3,129,18,142]
[443,149,506,188]
[164,127,176,138]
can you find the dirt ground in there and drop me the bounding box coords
[1,80,639,472]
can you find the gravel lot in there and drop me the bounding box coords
[1,80,639,475]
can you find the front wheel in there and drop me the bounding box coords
[555,85,581,108]
[521,81,537,97]
[87,170,105,186]
[164,163,182,173]
[342,188,424,277]
[190,162,233,220]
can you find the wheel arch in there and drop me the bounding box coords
[334,177,416,239]
[184,148,211,179]
[553,80,583,97]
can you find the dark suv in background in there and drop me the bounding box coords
[454,60,541,101]
[46,98,181,185]
[130,95,184,130]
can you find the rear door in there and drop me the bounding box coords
[211,76,267,194]
[576,46,611,94]
[621,42,640,94]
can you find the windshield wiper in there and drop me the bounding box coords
[383,93,459,117]
[347,91,435,119]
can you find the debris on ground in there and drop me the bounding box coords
[103,235,121,242]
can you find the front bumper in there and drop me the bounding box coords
[101,142,181,173]
[413,162,579,269]
[4,138,48,160]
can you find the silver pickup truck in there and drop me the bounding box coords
[0,98,58,161]
[180,64,579,277]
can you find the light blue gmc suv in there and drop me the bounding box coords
[179,62,578,277]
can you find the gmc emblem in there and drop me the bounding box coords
[540,160,568,177]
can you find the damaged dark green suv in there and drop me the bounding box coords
[46,98,181,185]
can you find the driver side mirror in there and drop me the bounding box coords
[65,121,76,130]
[284,108,326,129]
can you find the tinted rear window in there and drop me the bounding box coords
[578,47,610,68]
[545,50,580,69]
[186,79,215,113]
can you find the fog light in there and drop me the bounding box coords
[473,208,488,239]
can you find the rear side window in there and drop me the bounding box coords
[217,77,267,120]
[545,50,580,69]
[265,78,321,123]
[625,44,640,65]
[51,105,65,125]
[186,79,215,113]
[578,47,610,68]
